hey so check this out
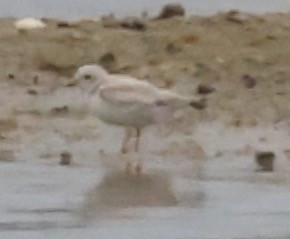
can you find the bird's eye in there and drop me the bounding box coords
[84,74,92,80]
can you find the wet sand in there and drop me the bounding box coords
[1,11,290,238]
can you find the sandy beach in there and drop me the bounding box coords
[1,9,290,238]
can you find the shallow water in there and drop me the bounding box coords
[2,120,290,239]
[1,0,290,20]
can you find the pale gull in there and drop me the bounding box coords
[75,64,206,173]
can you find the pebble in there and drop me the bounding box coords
[197,84,216,95]
[59,151,72,165]
[27,89,38,95]
[120,17,146,31]
[51,106,69,115]
[156,3,185,19]
[255,151,275,172]
[242,74,256,89]
[166,43,182,54]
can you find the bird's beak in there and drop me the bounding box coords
[190,98,207,110]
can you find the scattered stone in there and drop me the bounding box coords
[242,74,256,89]
[27,89,38,95]
[166,43,182,54]
[120,17,146,31]
[255,151,275,172]
[51,106,69,115]
[7,73,15,79]
[190,98,207,110]
[14,17,47,32]
[156,3,185,19]
[56,21,73,28]
[59,151,72,165]
[197,84,216,95]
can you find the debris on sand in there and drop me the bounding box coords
[14,17,46,32]
[242,74,256,89]
[59,151,72,166]
[120,17,146,31]
[255,151,275,172]
[51,106,70,115]
[27,89,38,95]
[197,84,216,95]
[156,3,185,19]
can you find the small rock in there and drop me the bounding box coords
[51,106,69,115]
[7,73,15,79]
[242,74,256,89]
[166,43,182,54]
[156,3,185,19]
[56,21,72,28]
[197,84,216,95]
[60,151,72,165]
[120,17,146,31]
[255,151,275,172]
[190,98,207,110]
[27,89,38,95]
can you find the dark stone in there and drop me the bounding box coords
[166,43,182,54]
[120,17,146,31]
[7,73,15,79]
[51,106,69,115]
[27,89,38,95]
[255,151,275,172]
[197,84,216,95]
[242,74,256,89]
[56,21,72,28]
[60,151,72,165]
[156,4,185,19]
[190,98,207,110]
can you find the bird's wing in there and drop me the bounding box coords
[99,80,158,106]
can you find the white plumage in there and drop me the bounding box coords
[75,64,205,173]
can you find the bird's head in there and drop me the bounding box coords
[74,64,109,93]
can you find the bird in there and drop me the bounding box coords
[74,64,206,173]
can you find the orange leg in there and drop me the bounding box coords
[121,128,132,154]
[134,127,142,174]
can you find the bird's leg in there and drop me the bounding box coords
[121,128,132,154]
[134,127,142,174]
[121,128,134,174]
